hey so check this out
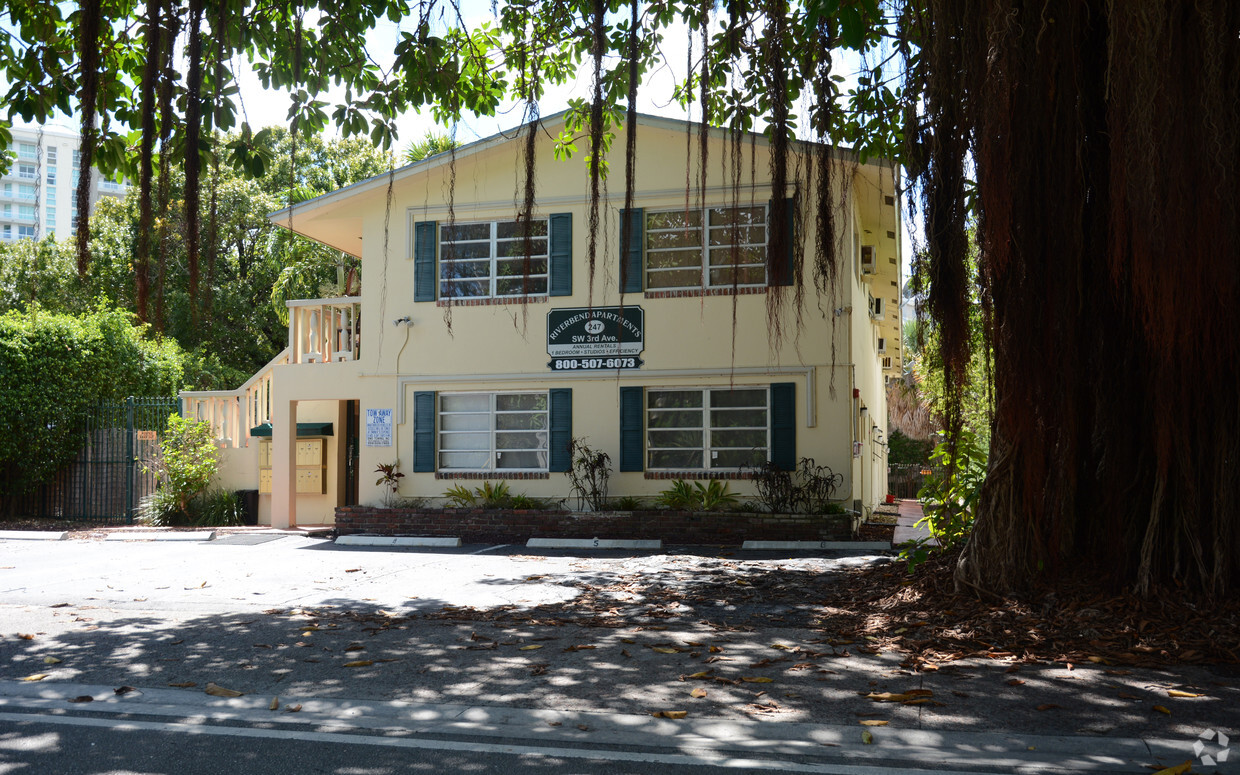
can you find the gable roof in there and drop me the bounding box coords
[268,110,891,255]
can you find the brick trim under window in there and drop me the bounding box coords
[436,296,548,308]
[644,470,755,480]
[644,287,768,300]
[436,471,550,480]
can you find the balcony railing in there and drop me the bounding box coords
[181,348,289,449]
[287,297,361,365]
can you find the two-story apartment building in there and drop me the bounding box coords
[0,124,128,243]
[183,113,900,529]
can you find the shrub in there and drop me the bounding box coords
[145,415,220,521]
[443,480,516,509]
[192,489,244,527]
[443,484,477,507]
[564,438,611,510]
[903,428,988,569]
[751,457,844,514]
[608,496,645,511]
[655,480,699,510]
[374,462,405,507]
[655,480,737,511]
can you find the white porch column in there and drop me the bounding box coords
[272,399,297,529]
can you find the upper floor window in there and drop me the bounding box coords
[17,225,35,239]
[439,219,548,298]
[18,205,35,220]
[46,147,57,164]
[17,163,36,180]
[18,184,35,201]
[72,149,81,168]
[645,206,767,291]
[18,143,36,161]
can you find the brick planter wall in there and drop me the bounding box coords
[334,506,854,545]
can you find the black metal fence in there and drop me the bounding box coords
[12,397,179,524]
[887,462,946,500]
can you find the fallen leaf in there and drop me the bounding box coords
[43,656,62,665]
[21,674,48,682]
[204,683,243,698]
[344,568,362,573]
[286,704,302,712]
[576,724,589,731]
[270,697,280,711]
[651,710,688,719]
[860,720,889,726]
[50,603,70,608]
[345,644,365,652]
[519,644,543,651]
[547,721,562,727]
[861,730,874,745]
[17,634,34,640]
[866,692,915,702]
[651,647,681,654]
[1036,704,1060,711]
[114,686,136,695]
[1166,690,1203,698]
[1007,678,1026,686]
[690,688,708,698]
[687,671,713,679]
[742,676,774,683]
[1151,762,1191,775]
[343,660,373,667]
[1152,705,1171,715]
[168,682,197,688]
[68,696,93,704]
[709,645,723,653]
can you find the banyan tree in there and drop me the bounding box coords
[2,0,1235,595]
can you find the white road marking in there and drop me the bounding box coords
[469,544,509,555]
[0,711,1014,775]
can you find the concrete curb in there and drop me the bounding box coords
[103,531,216,542]
[335,536,461,548]
[742,540,891,552]
[526,538,662,550]
[0,531,69,541]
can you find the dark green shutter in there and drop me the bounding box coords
[549,213,572,297]
[619,208,643,294]
[767,198,795,286]
[413,391,436,472]
[619,386,644,472]
[548,388,572,472]
[770,382,796,471]
[414,221,437,302]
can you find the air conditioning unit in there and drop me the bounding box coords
[877,337,887,354]
[860,245,876,275]
[868,294,885,320]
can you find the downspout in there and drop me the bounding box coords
[392,316,413,491]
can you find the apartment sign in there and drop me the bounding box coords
[547,306,644,371]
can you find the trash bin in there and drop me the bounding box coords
[237,489,260,526]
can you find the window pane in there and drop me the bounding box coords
[649,449,703,468]
[708,266,767,287]
[647,248,701,269]
[441,394,489,413]
[496,219,547,239]
[496,238,548,258]
[442,241,493,261]
[711,409,767,429]
[496,430,545,449]
[647,268,702,289]
[648,410,702,429]
[496,412,547,431]
[647,230,701,250]
[497,450,547,469]
[496,277,547,296]
[709,206,765,227]
[711,389,767,408]
[495,257,548,277]
[649,391,703,409]
[440,451,491,469]
[710,429,767,448]
[714,448,766,468]
[441,279,488,297]
[647,210,701,230]
[440,413,489,431]
[441,223,491,241]
[440,431,490,451]
[497,394,547,412]
[649,429,703,448]
[708,226,766,247]
[441,258,491,278]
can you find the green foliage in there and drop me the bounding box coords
[564,438,611,511]
[888,429,934,466]
[507,493,550,510]
[374,462,405,507]
[402,133,461,164]
[145,415,220,521]
[476,480,512,508]
[902,429,988,569]
[442,480,520,509]
[0,306,187,509]
[191,489,245,527]
[442,483,478,507]
[655,480,736,512]
[750,457,844,514]
[608,496,646,511]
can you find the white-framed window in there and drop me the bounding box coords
[18,143,36,160]
[46,147,57,164]
[72,149,81,168]
[438,392,549,471]
[18,205,35,221]
[645,206,768,291]
[17,225,35,239]
[17,163,36,180]
[439,218,549,298]
[46,206,56,222]
[1,225,10,239]
[18,184,35,201]
[646,387,769,470]
[2,204,9,217]
[3,183,10,197]
[46,167,56,184]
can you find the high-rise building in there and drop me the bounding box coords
[0,123,128,244]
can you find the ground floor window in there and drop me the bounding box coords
[438,392,549,471]
[646,387,768,470]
